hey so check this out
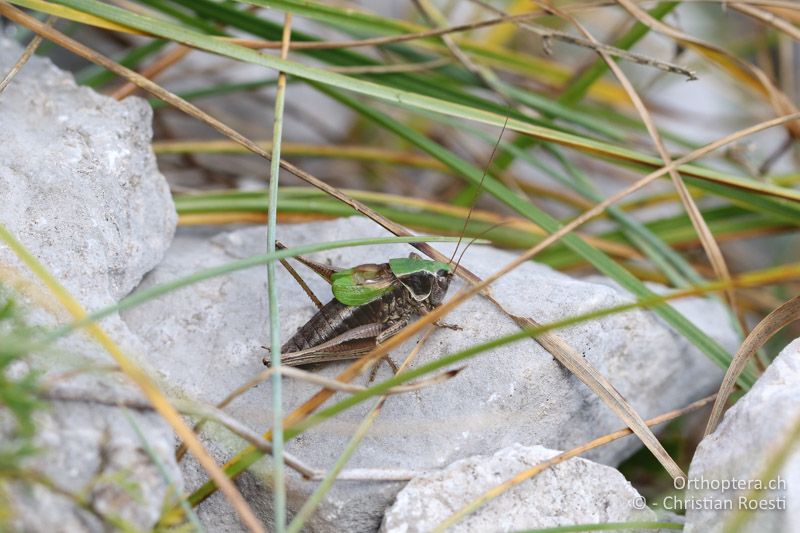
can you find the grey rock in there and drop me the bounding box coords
[122,217,737,532]
[0,35,179,531]
[0,36,176,310]
[684,338,800,533]
[7,400,183,533]
[380,444,657,533]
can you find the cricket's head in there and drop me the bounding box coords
[390,254,452,307]
[429,264,453,306]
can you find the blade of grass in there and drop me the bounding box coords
[705,294,800,435]
[265,12,292,532]
[0,20,48,93]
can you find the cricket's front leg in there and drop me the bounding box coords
[412,302,462,331]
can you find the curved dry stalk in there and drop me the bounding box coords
[432,394,717,532]
[224,11,540,49]
[705,295,800,436]
[562,0,800,14]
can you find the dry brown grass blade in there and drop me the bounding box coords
[705,295,800,436]
[432,394,717,532]
[223,10,544,50]
[111,43,191,100]
[219,8,691,78]
[546,1,748,344]
[469,0,695,79]
[0,17,50,93]
[616,0,800,139]
[560,1,800,17]
[761,5,800,25]
[733,3,800,41]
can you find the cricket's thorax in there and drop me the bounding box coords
[281,268,451,355]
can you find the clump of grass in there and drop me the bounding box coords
[0,290,45,524]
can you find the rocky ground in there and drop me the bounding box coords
[1,35,797,533]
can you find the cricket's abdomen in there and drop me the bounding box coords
[281,285,413,353]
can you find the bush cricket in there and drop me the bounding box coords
[264,246,455,367]
[266,117,508,369]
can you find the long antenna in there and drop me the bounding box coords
[449,115,511,266]
[452,220,512,275]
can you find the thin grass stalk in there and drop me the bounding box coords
[266,12,292,532]
[0,18,48,93]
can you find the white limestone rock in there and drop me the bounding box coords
[380,444,658,533]
[684,338,800,533]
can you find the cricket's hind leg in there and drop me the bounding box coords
[365,319,408,383]
[367,354,399,383]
